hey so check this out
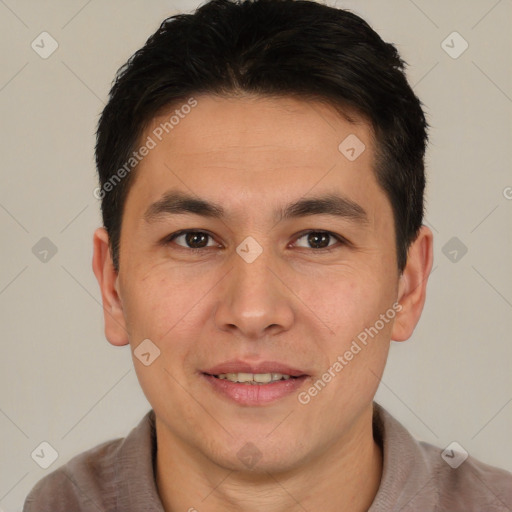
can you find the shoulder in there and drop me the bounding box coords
[371,403,512,511]
[419,439,512,510]
[23,410,156,512]
[23,436,123,512]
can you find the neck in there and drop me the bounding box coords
[155,405,382,512]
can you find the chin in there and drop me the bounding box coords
[206,439,310,476]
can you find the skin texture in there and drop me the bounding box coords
[93,94,433,512]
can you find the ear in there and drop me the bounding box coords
[92,227,129,346]
[391,225,434,342]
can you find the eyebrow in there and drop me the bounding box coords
[143,190,368,225]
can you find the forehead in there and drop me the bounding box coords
[145,94,372,170]
[125,94,389,226]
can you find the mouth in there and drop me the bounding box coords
[201,361,310,405]
[209,372,297,384]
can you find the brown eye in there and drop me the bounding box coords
[294,231,343,250]
[166,230,217,249]
[183,232,209,248]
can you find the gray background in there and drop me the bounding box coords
[1,0,511,510]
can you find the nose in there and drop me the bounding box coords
[213,245,295,341]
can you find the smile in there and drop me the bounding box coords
[214,372,294,384]
[202,373,309,407]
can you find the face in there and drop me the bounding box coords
[94,94,428,473]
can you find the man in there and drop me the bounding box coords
[23,0,512,510]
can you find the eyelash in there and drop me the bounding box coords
[162,229,349,253]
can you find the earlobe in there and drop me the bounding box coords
[92,227,129,346]
[391,225,434,342]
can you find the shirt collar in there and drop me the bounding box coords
[114,409,165,511]
[368,402,436,511]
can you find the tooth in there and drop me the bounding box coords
[218,372,293,383]
[253,373,272,383]
[237,372,254,383]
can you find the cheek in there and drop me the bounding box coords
[121,271,184,341]
[122,271,204,395]
[303,274,395,406]
[296,264,386,336]
[299,265,396,382]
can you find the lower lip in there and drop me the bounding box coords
[202,374,309,405]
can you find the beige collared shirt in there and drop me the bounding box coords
[23,403,512,511]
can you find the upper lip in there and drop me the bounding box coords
[203,359,308,377]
